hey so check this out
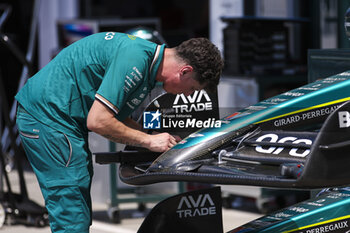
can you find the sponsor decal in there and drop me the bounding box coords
[123,86,130,93]
[306,199,326,207]
[337,71,350,77]
[125,75,136,86]
[255,102,344,129]
[127,34,137,40]
[247,105,267,110]
[339,111,350,128]
[124,79,133,88]
[133,66,143,79]
[273,105,340,127]
[224,112,241,120]
[176,194,216,218]
[326,192,350,199]
[124,67,143,96]
[254,133,312,157]
[104,32,115,40]
[131,98,141,105]
[288,206,309,213]
[131,71,141,82]
[188,133,204,138]
[288,216,350,233]
[126,102,134,110]
[273,114,301,127]
[298,83,322,91]
[282,92,305,97]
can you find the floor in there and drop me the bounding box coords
[0,169,262,233]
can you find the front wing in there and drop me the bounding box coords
[96,100,350,189]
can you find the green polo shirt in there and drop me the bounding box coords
[15,32,165,138]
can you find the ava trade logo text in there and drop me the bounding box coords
[176,194,216,218]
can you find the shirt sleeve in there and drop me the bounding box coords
[96,45,149,118]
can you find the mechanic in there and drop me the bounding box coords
[15,32,223,232]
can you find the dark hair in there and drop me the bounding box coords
[175,38,224,92]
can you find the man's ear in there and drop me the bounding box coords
[180,65,193,75]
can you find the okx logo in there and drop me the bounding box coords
[143,110,161,129]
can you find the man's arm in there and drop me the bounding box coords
[87,100,177,152]
[123,117,145,132]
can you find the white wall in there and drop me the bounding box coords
[209,0,243,53]
[255,0,295,18]
[38,0,79,68]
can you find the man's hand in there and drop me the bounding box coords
[146,133,178,152]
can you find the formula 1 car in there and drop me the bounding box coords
[96,71,350,232]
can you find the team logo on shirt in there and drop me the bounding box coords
[105,32,116,40]
[127,34,137,40]
[143,110,161,129]
[131,98,141,105]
